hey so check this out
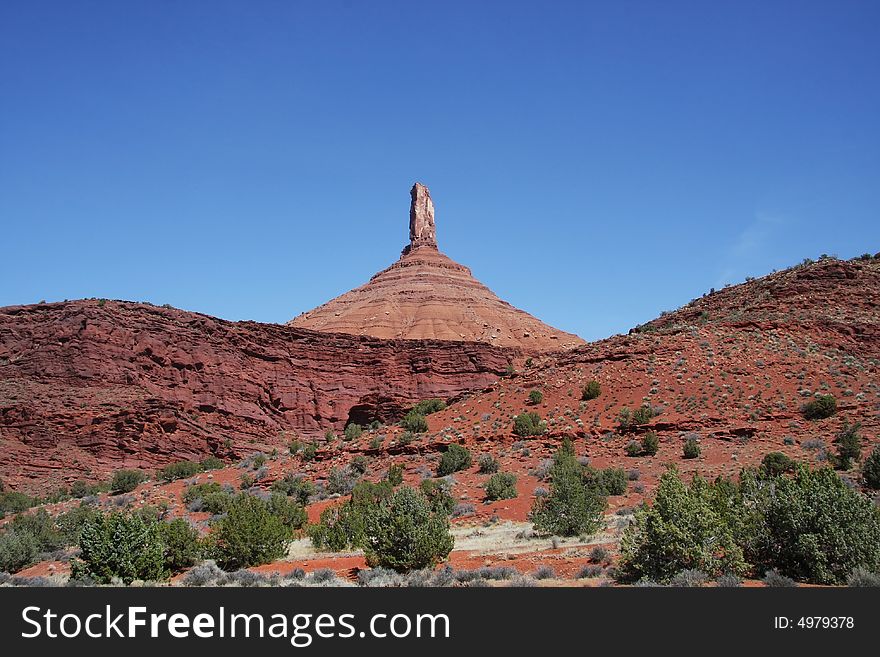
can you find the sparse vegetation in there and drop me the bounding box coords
[581,380,601,401]
[683,435,701,459]
[835,422,862,470]
[477,453,500,474]
[110,469,147,494]
[401,410,429,433]
[641,431,659,456]
[528,389,543,405]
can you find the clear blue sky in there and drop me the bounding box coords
[1,1,878,341]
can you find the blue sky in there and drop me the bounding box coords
[1,1,878,341]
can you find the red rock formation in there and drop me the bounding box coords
[0,299,514,490]
[290,183,584,351]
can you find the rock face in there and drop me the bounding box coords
[0,300,514,490]
[290,183,584,351]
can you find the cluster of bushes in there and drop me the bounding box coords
[157,457,224,482]
[618,404,655,430]
[182,482,234,514]
[529,439,608,537]
[110,469,148,494]
[309,480,453,572]
[625,431,659,457]
[618,464,880,584]
[398,399,446,434]
[271,473,316,505]
[484,473,517,501]
[513,412,546,437]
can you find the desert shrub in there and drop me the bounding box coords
[400,410,429,433]
[617,468,747,582]
[669,569,709,587]
[530,439,607,537]
[477,453,500,474]
[200,456,224,470]
[533,565,555,580]
[863,446,880,489]
[513,411,546,437]
[625,441,643,457]
[641,431,659,456]
[761,452,796,477]
[362,486,454,572]
[301,441,318,461]
[271,473,315,505]
[157,518,203,572]
[350,455,369,475]
[802,394,837,420]
[308,480,393,551]
[746,466,880,584]
[716,573,743,587]
[397,431,415,446]
[71,512,167,584]
[183,482,231,515]
[8,509,64,554]
[528,389,544,405]
[632,405,655,425]
[158,460,202,482]
[110,469,146,494]
[412,399,446,415]
[56,503,102,545]
[437,444,472,476]
[69,480,97,499]
[683,436,701,459]
[386,463,404,487]
[847,568,880,587]
[327,467,358,495]
[266,492,308,531]
[419,478,455,515]
[581,381,601,401]
[835,422,862,470]
[595,468,627,496]
[762,569,797,587]
[484,473,518,501]
[324,430,337,443]
[589,545,609,563]
[211,494,291,570]
[344,423,363,441]
[0,529,39,573]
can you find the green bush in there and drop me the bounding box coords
[412,399,447,415]
[802,394,837,420]
[308,480,393,551]
[200,456,224,470]
[618,468,747,582]
[56,503,101,545]
[477,453,500,474]
[301,441,318,461]
[530,439,607,537]
[271,473,315,505]
[362,486,454,572]
[0,491,37,517]
[761,452,796,477]
[632,405,655,425]
[266,492,308,531]
[683,436,701,459]
[183,482,231,515]
[513,411,546,437]
[211,494,291,570]
[864,446,880,489]
[595,468,627,496]
[157,518,202,572]
[344,423,363,441]
[835,422,862,470]
[110,469,147,494]
[419,478,456,515]
[528,389,544,405]
[400,410,429,433]
[158,460,202,482]
[69,480,98,499]
[437,444,472,476]
[581,381,601,401]
[641,431,659,456]
[327,467,358,495]
[747,466,880,584]
[484,472,518,501]
[386,463,404,487]
[71,512,167,584]
[625,440,642,457]
[350,455,368,475]
[0,529,39,573]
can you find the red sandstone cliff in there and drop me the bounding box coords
[0,299,514,489]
